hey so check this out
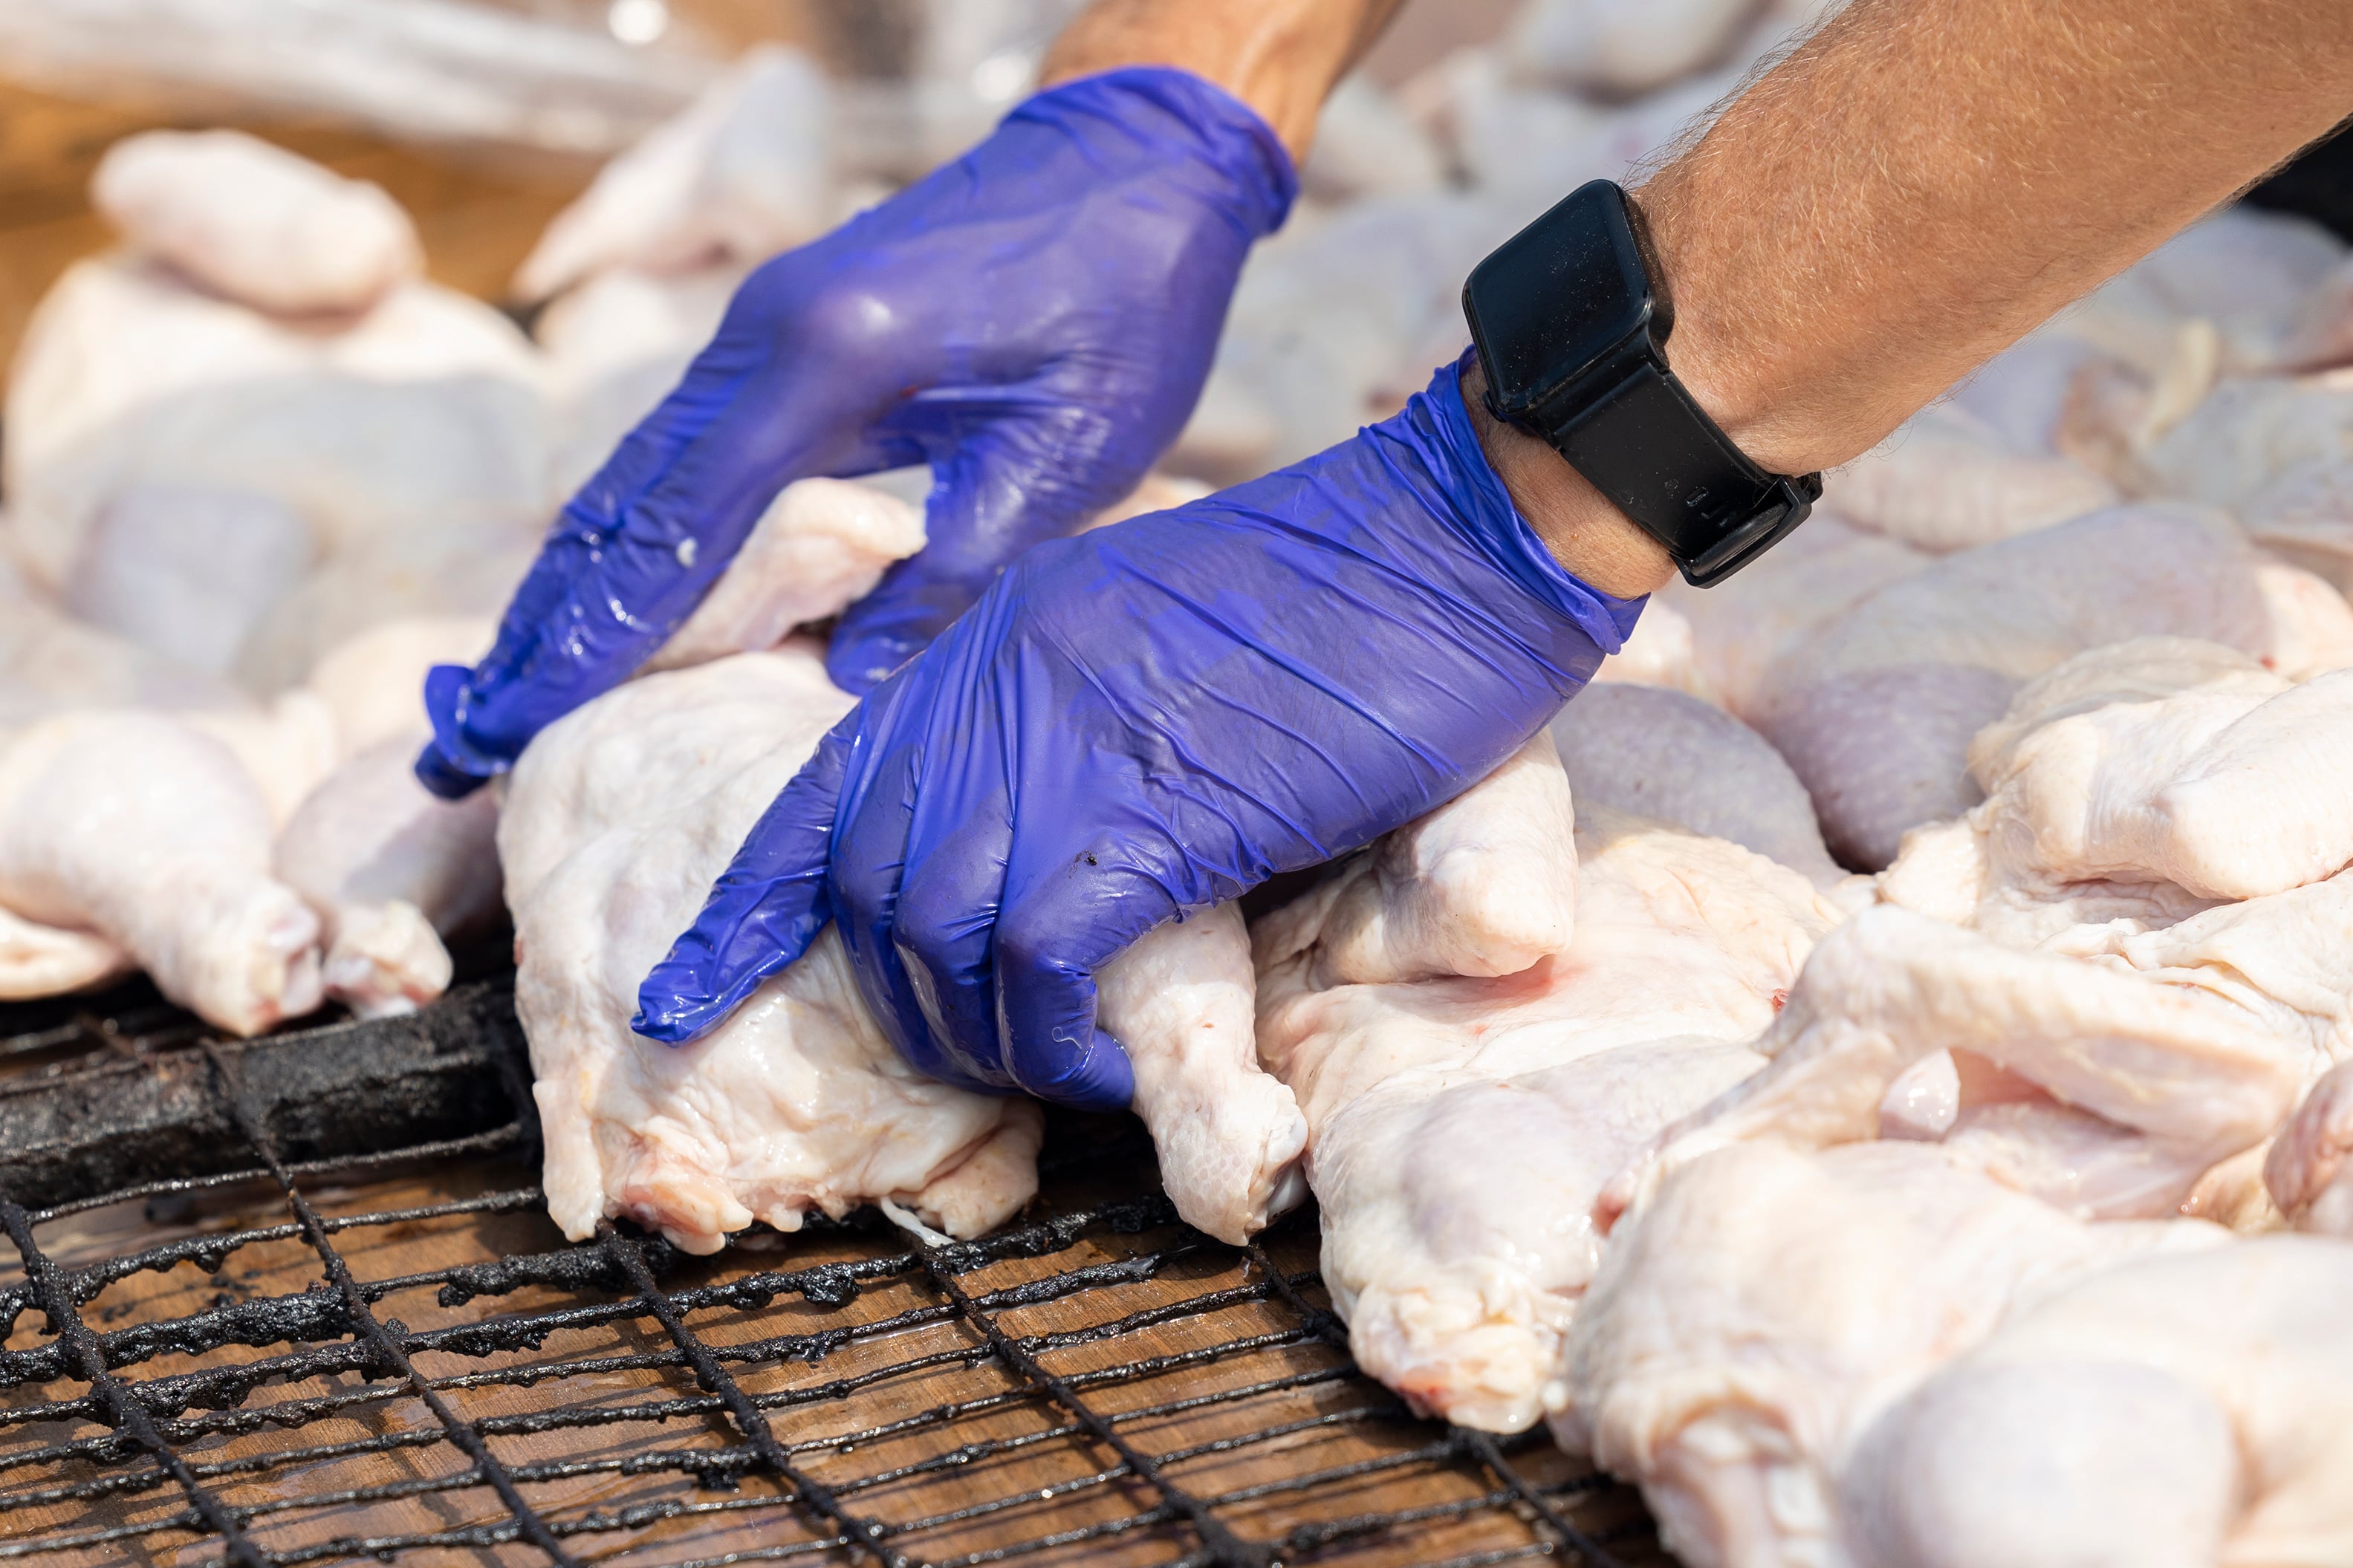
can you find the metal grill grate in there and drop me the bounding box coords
[0,977,1666,1568]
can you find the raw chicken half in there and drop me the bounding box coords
[503,645,1307,1252]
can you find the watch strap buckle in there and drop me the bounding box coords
[1678,473,1821,588]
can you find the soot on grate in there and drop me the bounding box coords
[0,978,1664,1568]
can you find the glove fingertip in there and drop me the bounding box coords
[1022,1027,1136,1113]
[630,957,765,1044]
[824,632,909,697]
[632,862,834,1046]
[415,664,503,798]
[413,738,486,801]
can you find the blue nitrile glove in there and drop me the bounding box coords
[412,68,1295,801]
[630,356,1643,1110]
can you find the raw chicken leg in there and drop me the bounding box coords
[92,129,421,316]
[505,646,1304,1252]
[0,712,322,1035]
[1098,903,1307,1243]
[1256,746,1841,1431]
[264,614,507,1017]
[1562,1139,2224,1568]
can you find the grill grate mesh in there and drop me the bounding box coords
[0,978,1665,1568]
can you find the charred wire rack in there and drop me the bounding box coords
[0,975,1664,1568]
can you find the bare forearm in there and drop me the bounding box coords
[1039,0,1407,158]
[1487,0,2353,598]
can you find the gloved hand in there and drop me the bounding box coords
[414,67,1295,800]
[632,355,1644,1110]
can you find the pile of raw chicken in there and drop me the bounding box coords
[8,1,2353,1561]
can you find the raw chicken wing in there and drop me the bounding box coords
[1606,905,2307,1222]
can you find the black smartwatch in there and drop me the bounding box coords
[1461,180,1820,588]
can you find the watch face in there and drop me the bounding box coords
[1464,180,1655,415]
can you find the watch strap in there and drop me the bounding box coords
[1500,357,1821,588]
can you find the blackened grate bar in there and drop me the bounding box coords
[0,980,1661,1568]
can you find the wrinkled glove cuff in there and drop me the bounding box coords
[1010,65,1300,243]
[1395,351,1649,658]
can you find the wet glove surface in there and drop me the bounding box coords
[415,67,1295,799]
[632,357,1643,1110]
